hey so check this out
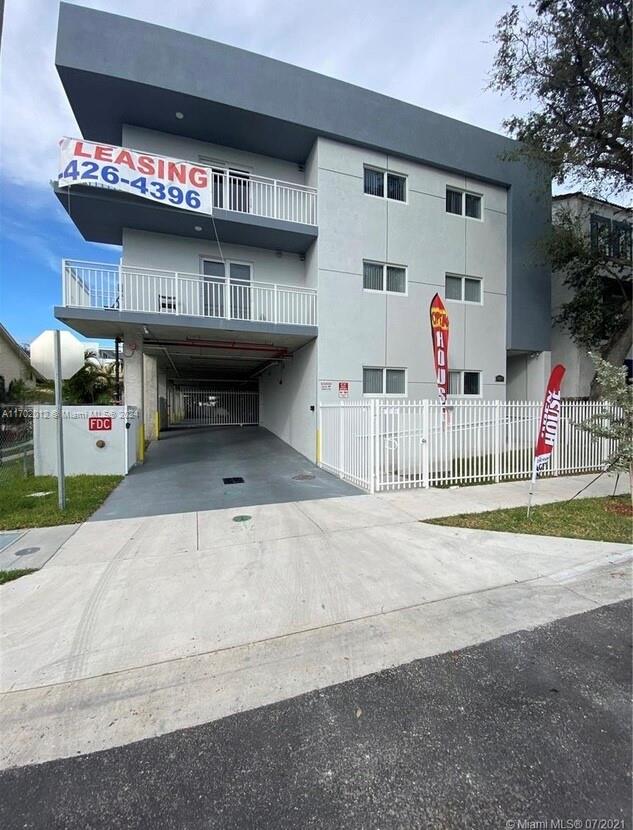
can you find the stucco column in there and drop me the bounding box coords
[123,336,145,461]
[525,351,552,400]
[143,354,158,442]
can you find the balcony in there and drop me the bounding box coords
[60,260,318,330]
[54,169,318,253]
[209,169,317,226]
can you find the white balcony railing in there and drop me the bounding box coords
[211,169,317,226]
[62,261,318,327]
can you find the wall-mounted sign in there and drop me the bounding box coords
[58,138,212,214]
[429,293,449,404]
[338,381,349,399]
[88,417,112,431]
[320,381,333,391]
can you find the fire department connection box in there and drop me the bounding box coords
[33,406,137,476]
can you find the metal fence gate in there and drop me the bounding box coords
[170,387,259,427]
[319,399,619,492]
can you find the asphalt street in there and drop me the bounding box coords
[1,599,630,829]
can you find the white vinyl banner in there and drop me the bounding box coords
[58,137,212,214]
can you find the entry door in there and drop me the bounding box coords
[228,171,251,213]
[229,262,251,321]
[202,259,225,318]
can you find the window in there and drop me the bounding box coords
[445,275,462,300]
[364,167,384,198]
[448,370,481,396]
[387,173,406,202]
[465,193,481,219]
[591,215,612,256]
[613,221,632,261]
[446,187,482,219]
[364,166,407,202]
[444,274,482,304]
[446,188,462,215]
[363,261,407,294]
[591,214,632,260]
[363,367,406,396]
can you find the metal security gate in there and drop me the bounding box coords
[170,386,259,427]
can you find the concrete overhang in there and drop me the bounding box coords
[53,305,317,345]
[55,3,552,354]
[53,184,317,253]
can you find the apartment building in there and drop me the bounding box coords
[53,3,551,464]
[551,192,632,399]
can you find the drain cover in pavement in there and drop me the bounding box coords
[223,477,245,485]
[292,473,315,481]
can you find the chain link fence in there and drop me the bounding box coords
[0,406,34,483]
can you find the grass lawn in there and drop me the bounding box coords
[426,495,632,544]
[0,472,122,530]
[0,568,38,585]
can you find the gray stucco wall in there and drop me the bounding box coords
[56,2,552,354]
[122,229,307,289]
[315,138,508,403]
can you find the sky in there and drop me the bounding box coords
[0,0,529,347]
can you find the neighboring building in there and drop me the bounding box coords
[551,192,632,398]
[53,3,551,463]
[0,323,44,397]
[84,342,119,368]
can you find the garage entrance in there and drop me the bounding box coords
[173,385,259,427]
[91,425,360,520]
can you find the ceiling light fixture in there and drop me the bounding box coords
[194,225,202,232]
[175,111,184,120]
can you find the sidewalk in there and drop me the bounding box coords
[0,524,79,572]
[378,471,629,520]
[0,472,630,769]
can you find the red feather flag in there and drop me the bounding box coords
[430,293,449,404]
[528,363,566,515]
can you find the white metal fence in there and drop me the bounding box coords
[319,399,619,492]
[210,169,317,226]
[62,261,318,327]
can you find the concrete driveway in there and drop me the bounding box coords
[91,425,360,520]
[1,475,630,769]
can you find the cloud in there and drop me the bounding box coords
[0,0,521,196]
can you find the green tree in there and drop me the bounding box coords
[547,205,631,395]
[489,1,632,197]
[579,353,633,487]
[63,353,118,404]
